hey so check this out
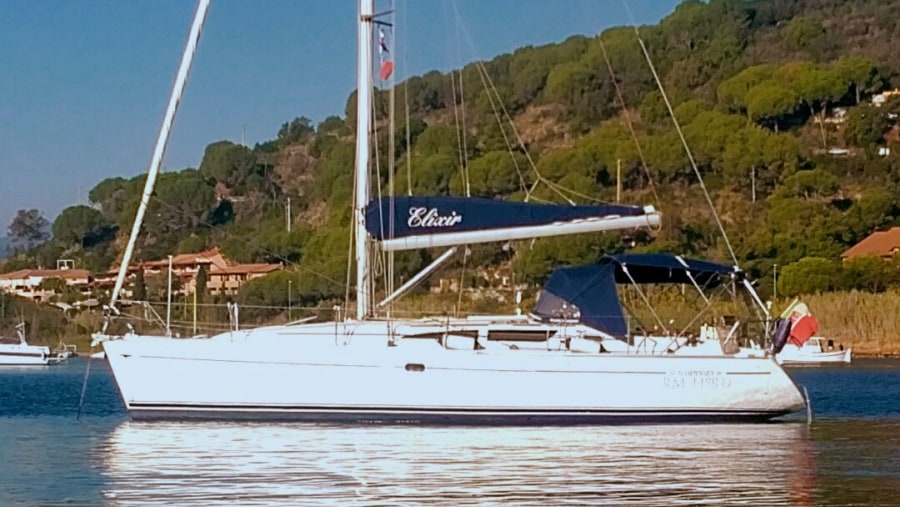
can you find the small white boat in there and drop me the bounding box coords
[777,336,851,365]
[0,323,66,366]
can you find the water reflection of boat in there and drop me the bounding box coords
[100,421,816,505]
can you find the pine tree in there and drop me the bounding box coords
[133,270,146,301]
[195,265,208,301]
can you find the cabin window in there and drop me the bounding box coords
[487,330,552,342]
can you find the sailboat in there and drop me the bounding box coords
[0,322,65,366]
[93,0,806,423]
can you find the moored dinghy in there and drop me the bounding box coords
[778,337,852,365]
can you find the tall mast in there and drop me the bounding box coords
[355,0,374,319]
[108,0,211,311]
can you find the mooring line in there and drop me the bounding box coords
[76,349,94,420]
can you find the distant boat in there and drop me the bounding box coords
[0,323,66,366]
[777,337,852,365]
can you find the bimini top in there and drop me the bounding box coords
[365,196,660,251]
[532,253,741,338]
[600,253,740,286]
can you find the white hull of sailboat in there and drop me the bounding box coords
[0,345,51,366]
[101,323,807,424]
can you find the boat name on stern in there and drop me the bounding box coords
[663,370,732,389]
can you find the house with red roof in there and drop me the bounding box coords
[0,267,91,302]
[208,263,283,295]
[92,247,282,298]
[841,227,900,260]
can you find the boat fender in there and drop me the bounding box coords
[772,318,791,354]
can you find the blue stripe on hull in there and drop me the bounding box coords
[126,404,790,425]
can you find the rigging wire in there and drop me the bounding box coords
[444,0,470,196]
[595,32,661,207]
[468,59,533,198]
[403,15,413,199]
[444,0,471,310]
[448,0,565,204]
[621,0,739,267]
[450,69,469,195]
[450,1,615,207]
[386,1,397,317]
[369,52,385,315]
[458,63,470,196]
[403,99,412,196]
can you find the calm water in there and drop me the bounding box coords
[1,359,899,506]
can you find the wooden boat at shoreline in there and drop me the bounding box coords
[777,336,852,365]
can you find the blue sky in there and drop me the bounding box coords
[0,0,683,229]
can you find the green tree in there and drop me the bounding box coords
[316,115,345,135]
[408,154,458,195]
[781,16,825,51]
[8,209,49,247]
[778,257,837,296]
[776,61,847,146]
[89,177,132,221]
[52,205,111,248]
[453,151,528,197]
[133,270,147,301]
[544,60,613,123]
[134,169,218,260]
[505,37,590,111]
[717,64,777,114]
[840,255,890,293]
[745,80,798,131]
[198,141,261,192]
[772,169,839,201]
[413,125,465,159]
[721,125,771,192]
[195,265,208,299]
[277,116,314,145]
[842,191,897,246]
[643,130,691,182]
[832,56,881,104]
[843,104,889,147]
[684,110,746,172]
[767,190,844,263]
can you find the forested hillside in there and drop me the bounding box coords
[7,0,900,314]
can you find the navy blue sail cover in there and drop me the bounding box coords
[532,253,739,337]
[365,196,649,240]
